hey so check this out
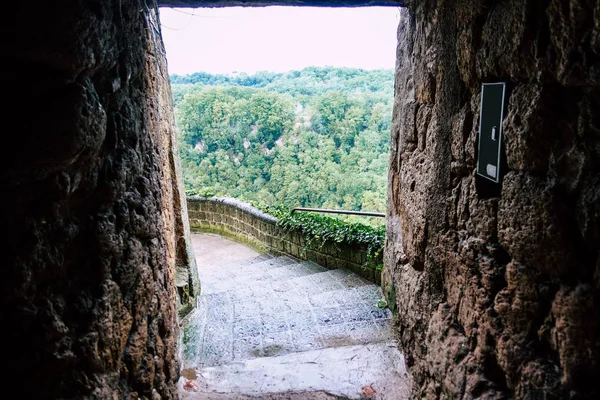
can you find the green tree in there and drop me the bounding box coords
[172,67,393,214]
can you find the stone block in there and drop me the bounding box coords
[334,245,349,261]
[315,251,328,267]
[361,267,375,282]
[293,232,303,246]
[305,249,317,262]
[290,243,300,258]
[275,239,285,252]
[352,249,364,265]
[326,256,338,270]
[323,243,336,257]
[346,262,362,276]
[374,270,382,286]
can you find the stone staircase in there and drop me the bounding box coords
[179,250,409,399]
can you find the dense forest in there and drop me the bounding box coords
[172,66,393,213]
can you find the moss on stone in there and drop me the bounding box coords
[178,303,194,319]
[386,282,397,314]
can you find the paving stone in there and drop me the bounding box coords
[369,306,392,320]
[182,234,406,399]
[270,280,295,293]
[308,291,340,308]
[355,284,386,305]
[261,314,290,334]
[296,261,328,275]
[289,275,316,289]
[200,337,234,367]
[326,269,353,280]
[318,321,386,347]
[184,343,409,399]
[233,336,262,361]
[308,272,337,285]
[287,310,317,332]
[233,317,263,338]
[283,295,312,312]
[231,254,274,267]
[314,307,346,326]
[332,272,370,288]
[290,330,324,353]
[338,303,374,323]
[373,319,397,340]
[330,288,362,306]
[260,298,292,314]
[231,301,256,314]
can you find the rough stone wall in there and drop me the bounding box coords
[188,197,383,283]
[1,1,194,398]
[384,1,600,398]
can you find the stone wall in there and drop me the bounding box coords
[188,197,383,284]
[384,1,600,399]
[2,1,196,398]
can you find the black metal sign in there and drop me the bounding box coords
[477,82,506,183]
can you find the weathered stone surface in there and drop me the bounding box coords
[498,173,576,276]
[182,234,408,399]
[2,1,193,398]
[385,1,600,398]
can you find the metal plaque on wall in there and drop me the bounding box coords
[477,82,506,183]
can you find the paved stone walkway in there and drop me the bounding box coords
[179,233,409,399]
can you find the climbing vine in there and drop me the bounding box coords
[186,187,217,197]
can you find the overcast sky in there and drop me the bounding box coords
[159,6,400,75]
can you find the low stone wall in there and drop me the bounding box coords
[187,196,383,284]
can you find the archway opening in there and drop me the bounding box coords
[157,4,409,398]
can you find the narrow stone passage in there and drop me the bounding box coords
[179,233,409,399]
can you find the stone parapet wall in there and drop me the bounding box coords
[187,196,382,284]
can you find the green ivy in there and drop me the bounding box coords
[186,187,217,197]
[257,203,385,261]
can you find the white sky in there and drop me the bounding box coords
[159,6,400,75]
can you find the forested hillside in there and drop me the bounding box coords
[172,67,393,213]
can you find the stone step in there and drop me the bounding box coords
[199,255,299,293]
[182,234,407,400]
[184,271,393,368]
[225,256,309,279]
[181,389,346,400]
[203,266,377,300]
[180,342,408,400]
[216,254,297,273]
[223,253,274,268]
[201,258,329,294]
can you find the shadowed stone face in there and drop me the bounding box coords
[384,1,600,398]
[3,1,194,398]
